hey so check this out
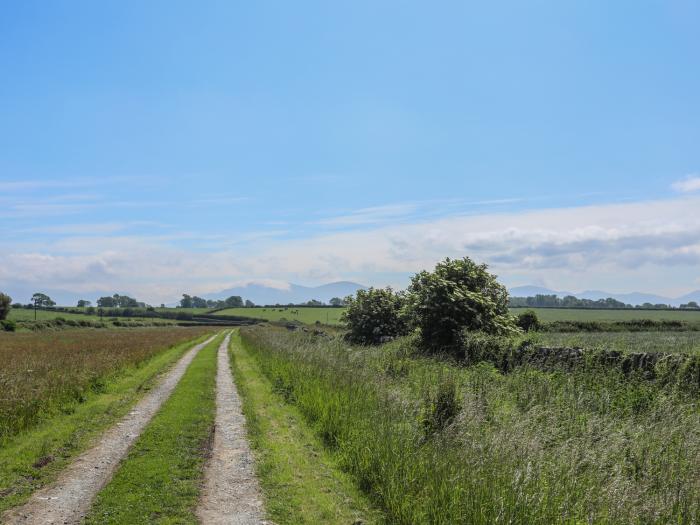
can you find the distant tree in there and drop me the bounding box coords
[191,296,208,308]
[245,299,255,307]
[31,292,55,321]
[306,299,324,306]
[329,297,344,307]
[97,296,117,308]
[681,301,699,309]
[342,287,408,345]
[224,296,244,308]
[32,293,55,308]
[180,294,193,308]
[0,292,12,320]
[77,299,92,308]
[110,294,139,308]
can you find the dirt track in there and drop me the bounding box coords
[197,332,266,524]
[1,334,218,525]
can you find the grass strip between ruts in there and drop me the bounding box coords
[0,332,214,514]
[84,332,223,524]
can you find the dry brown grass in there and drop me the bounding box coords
[0,327,212,439]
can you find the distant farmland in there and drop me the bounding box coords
[509,306,700,322]
[213,306,700,326]
[213,307,344,325]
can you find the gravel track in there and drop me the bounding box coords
[197,332,267,525]
[1,333,218,525]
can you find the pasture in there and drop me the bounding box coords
[214,306,345,325]
[6,307,181,329]
[535,330,700,354]
[510,306,700,322]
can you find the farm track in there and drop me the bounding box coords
[197,332,267,524]
[1,333,218,525]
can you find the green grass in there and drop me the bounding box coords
[230,331,381,524]
[0,332,212,513]
[510,306,700,322]
[240,326,700,524]
[8,308,104,322]
[6,307,181,329]
[534,330,700,354]
[215,306,345,325]
[217,305,700,326]
[84,333,222,524]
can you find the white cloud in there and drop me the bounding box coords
[671,174,700,193]
[4,195,700,303]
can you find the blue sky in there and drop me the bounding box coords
[1,1,700,304]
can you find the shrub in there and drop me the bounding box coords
[0,292,11,320]
[421,375,461,438]
[405,257,519,352]
[1,319,17,332]
[516,310,541,331]
[341,287,408,345]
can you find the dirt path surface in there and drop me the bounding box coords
[197,332,267,525]
[1,333,218,525]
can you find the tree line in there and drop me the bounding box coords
[509,294,700,310]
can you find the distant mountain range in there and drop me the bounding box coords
[204,281,367,306]
[508,285,700,307]
[6,280,699,308]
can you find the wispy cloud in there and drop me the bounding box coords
[5,194,700,303]
[671,174,700,193]
[0,175,147,193]
[316,203,423,226]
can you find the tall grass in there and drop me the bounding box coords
[239,326,700,524]
[0,327,212,440]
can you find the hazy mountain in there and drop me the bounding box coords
[508,285,574,298]
[676,290,700,305]
[206,281,367,305]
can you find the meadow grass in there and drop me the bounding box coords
[510,306,700,322]
[239,326,700,524]
[0,330,213,513]
[6,307,182,331]
[7,308,103,322]
[214,306,345,325]
[0,327,213,439]
[84,333,222,524]
[534,330,700,354]
[229,331,381,524]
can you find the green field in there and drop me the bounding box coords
[534,330,700,354]
[510,306,700,322]
[8,308,104,322]
[214,306,700,326]
[8,308,179,324]
[214,307,345,325]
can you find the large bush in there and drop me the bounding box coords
[0,293,12,321]
[516,310,541,332]
[405,257,518,351]
[341,287,408,345]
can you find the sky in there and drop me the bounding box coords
[1,0,700,304]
